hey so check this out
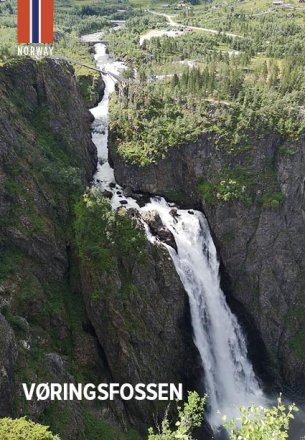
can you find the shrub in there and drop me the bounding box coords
[74,188,145,269]
[258,192,285,209]
[225,396,298,440]
[148,391,206,440]
[74,188,146,301]
[0,417,60,440]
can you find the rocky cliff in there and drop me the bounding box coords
[110,130,305,390]
[0,57,111,439]
[0,58,203,440]
[74,191,201,431]
[81,225,199,424]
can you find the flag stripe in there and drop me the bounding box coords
[32,0,40,43]
[18,0,30,43]
[41,0,53,43]
[39,0,41,43]
[18,0,53,44]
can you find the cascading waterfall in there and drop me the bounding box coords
[84,36,265,432]
[141,199,265,428]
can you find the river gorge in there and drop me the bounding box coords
[86,35,265,437]
[80,29,305,438]
[0,17,305,439]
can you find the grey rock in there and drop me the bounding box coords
[0,314,17,417]
[169,208,179,218]
[102,190,113,199]
[80,238,200,426]
[111,130,305,387]
[123,187,133,198]
[141,210,177,251]
[127,208,141,219]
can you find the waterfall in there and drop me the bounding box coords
[141,198,265,428]
[84,36,265,432]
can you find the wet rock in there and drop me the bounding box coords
[170,208,179,218]
[127,208,141,219]
[119,200,128,205]
[123,187,133,198]
[141,210,177,251]
[130,192,151,208]
[109,182,116,189]
[102,190,113,199]
[88,46,96,55]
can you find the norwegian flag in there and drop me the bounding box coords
[18,0,53,44]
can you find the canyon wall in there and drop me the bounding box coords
[0,58,201,439]
[110,130,305,389]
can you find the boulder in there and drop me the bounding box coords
[141,210,177,251]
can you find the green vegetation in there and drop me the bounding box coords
[148,392,206,440]
[110,53,305,166]
[105,1,305,206]
[0,417,59,440]
[0,0,138,98]
[285,308,305,359]
[103,15,167,63]
[163,191,189,204]
[290,328,305,359]
[148,392,299,440]
[225,396,298,440]
[258,191,285,208]
[82,408,142,440]
[74,188,146,300]
[0,395,300,440]
[0,88,85,238]
[197,165,285,206]
[0,395,301,440]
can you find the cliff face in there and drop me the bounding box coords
[74,191,201,430]
[0,58,202,440]
[0,58,105,438]
[0,58,97,270]
[110,131,305,388]
[80,231,200,426]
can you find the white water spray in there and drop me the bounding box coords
[141,198,265,428]
[84,35,265,430]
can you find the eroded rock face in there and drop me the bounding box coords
[80,238,201,427]
[0,58,109,438]
[110,132,305,387]
[78,74,105,108]
[0,314,17,417]
[0,58,97,274]
[0,58,203,439]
